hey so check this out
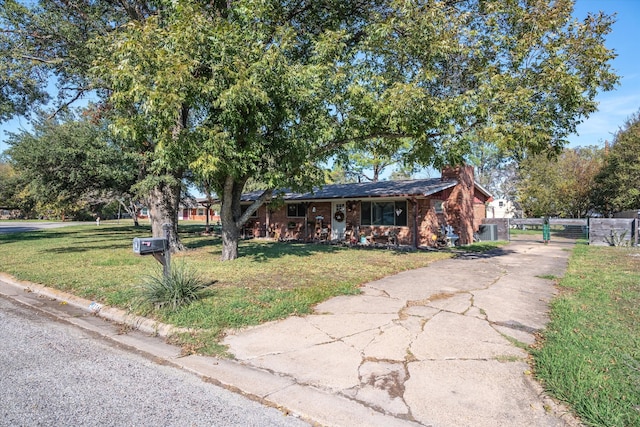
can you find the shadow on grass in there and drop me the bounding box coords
[234,241,348,262]
[0,229,79,244]
[43,242,134,254]
[73,225,151,238]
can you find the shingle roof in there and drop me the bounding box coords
[287,178,459,200]
[234,177,485,202]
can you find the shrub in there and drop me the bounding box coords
[139,262,210,310]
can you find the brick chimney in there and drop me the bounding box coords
[441,165,474,186]
[441,165,475,245]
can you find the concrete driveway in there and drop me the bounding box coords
[223,236,580,426]
[0,236,582,427]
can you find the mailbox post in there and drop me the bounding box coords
[132,223,171,278]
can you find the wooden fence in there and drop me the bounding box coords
[589,218,637,246]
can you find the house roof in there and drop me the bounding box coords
[235,177,492,202]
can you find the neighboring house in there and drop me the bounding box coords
[0,208,13,219]
[240,166,492,247]
[486,198,516,219]
[138,200,220,223]
[179,198,220,222]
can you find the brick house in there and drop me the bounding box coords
[178,199,220,222]
[241,166,492,247]
[138,199,220,222]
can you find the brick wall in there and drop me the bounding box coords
[442,165,475,245]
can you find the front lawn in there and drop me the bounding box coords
[0,222,495,354]
[533,244,640,427]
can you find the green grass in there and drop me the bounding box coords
[533,244,640,426]
[0,222,502,355]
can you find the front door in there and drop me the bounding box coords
[331,202,346,240]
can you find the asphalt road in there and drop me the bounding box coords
[0,296,309,427]
[0,222,85,234]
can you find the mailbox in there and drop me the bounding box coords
[133,237,168,255]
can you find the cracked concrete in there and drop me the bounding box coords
[0,235,583,427]
[223,236,582,426]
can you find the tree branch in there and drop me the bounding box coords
[18,55,60,65]
[46,89,86,119]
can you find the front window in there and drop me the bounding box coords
[432,200,444,214]
[287,203,306,217]
[361,201,407,226]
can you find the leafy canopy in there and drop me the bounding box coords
[517,146,603,218]
[5,111,140,215]
[592,110,640,214]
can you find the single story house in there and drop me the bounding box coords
[179,199,220,222]
[138,200,220,223]
[241,166,492,247]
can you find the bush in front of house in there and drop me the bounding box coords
[139,262,210,310]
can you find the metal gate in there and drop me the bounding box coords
[508,218,589,241]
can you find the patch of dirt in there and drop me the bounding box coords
[427,292,456,301]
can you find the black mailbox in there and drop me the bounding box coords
[133,237,168,255]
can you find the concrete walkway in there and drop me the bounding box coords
[0,237,582,427]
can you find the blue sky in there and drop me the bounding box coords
[568,0,640,147]
[1,1,638,154]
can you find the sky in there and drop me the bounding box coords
[568,0,640,147]
[1,0,639,155]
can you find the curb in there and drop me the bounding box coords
[0,273,421,427]
[0,272,183,337]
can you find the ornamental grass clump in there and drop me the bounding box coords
[140,262,210,310]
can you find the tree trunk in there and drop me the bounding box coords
[219,176,244,261]
[148,179,184,252]
[219,175,272,261]
[221,219,240,261]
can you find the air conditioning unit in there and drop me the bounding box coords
[478,224,498,241]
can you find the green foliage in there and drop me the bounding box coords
[5,111,140,217]
[1,0,620,258]
[533,245,640,426]
[0,159,36,215]
[0,1,50,120]
[139,261,211,310]
[592,110,640,215]
[335,138,416,182]
[516,147,603,217]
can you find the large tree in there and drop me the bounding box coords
[592,111,640,215]
[334,139,416,183]
[5,111,140,220]
[2,0,618,259]
[516,147,603,218]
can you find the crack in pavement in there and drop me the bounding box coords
[222,239,577,426]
